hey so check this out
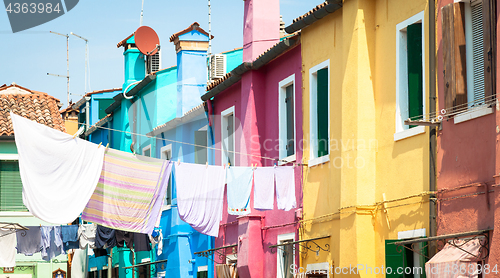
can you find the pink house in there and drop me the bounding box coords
[200,0,303,277]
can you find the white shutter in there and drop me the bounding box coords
[210,54,226,80]
[471,0,485,105]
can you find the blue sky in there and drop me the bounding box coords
[0,0,318,107]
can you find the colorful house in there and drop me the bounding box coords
[433,0,498,272]
[0,83,69,278]
[285,0,434,276]
[81,23,243,278]
[200,0,303,277]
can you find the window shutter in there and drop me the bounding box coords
[482,0,496,100]
[442,3,468,112]
[317,68,329,158]
[195,130,208,164]
[0,161,25,211]
[98,99,114,120]
[285,84,295,157]
[407,23,423,122]
[385,240,406,278]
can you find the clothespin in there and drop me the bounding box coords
[228,162,230,168]
[274,162,277,168]
[105,143,109,151]
[178,159,181,166]
[73,133,78,139]
[206,161,208,169]
[97,142,102,148]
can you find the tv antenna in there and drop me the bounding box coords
[47,31,70,107]
[70,32,90,94]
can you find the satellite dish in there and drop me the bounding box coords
[135,26,160,55]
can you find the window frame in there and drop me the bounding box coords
[142,145,151,157]
[309,60,330,167]
[221,106,235,166]
[160,144,172,210]
[395,11,426,142]
[278,74,297,164]
[277,233,295,278]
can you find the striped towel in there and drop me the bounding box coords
[82,149,172,234]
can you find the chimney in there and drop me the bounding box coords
[170,22,212,117]
[243,0,280,62]
[118,35,146,91]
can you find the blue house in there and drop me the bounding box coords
[79,22,242,278]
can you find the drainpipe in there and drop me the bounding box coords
[85,97,90,138]
[428,0,438,257]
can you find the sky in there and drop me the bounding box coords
[0,0,319,108]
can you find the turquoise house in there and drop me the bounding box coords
[80,23,242,278]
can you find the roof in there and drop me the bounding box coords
[85,113,112,136]
[169,22,214,42]
[148,103,205,136]
[0,87,66,137]
[72,88,122,109]
[202,33,300,100]
[285,0,342,34]
[117,33,134,48]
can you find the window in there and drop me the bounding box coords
[279,74,296,163]
[0,160,25,211]
[195,126,208,164]
[386,229,428,278]
[277,233,295,278]
[146,50,161,74]
[197,266,208,278]
[138,265,150,278]
[442,0,495,117]
[221,106,235,166]
[143,145,151,157]
[98,99,113,120]
[305,263,329,278]
[395,12,426,140]
[309,60,330,167]
[161,145,172,207]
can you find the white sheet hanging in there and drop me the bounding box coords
[275,166,296,211]
[175,162,225,237]
[0,229,16,267]
[253,167,275,210]
[10,112,105,224]
[226,167,253,215]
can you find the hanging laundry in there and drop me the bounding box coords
[275,166,296,211]
[16,226,41,256]
[78,224,97,249]
[41,226,65,261]
[226,167,253,215]
[0,229,16,267]
[149,229,163,256]
[176,162,225,237]
[116,230,134,248]
[82,149,172,235]
[61,225,79,251]
[95,225,116,249]
[253,167,275,210]
[134,233,151,252]
[10,112,105,224]
[94,248,108,258]
[71,248,88,278]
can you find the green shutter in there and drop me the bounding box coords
[407,23,423,124]
[0,161,26,211]
[98,99,114,120]
[285,84,295,157]
[385,240,406,278]
[317,68,329,158]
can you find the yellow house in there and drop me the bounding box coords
[285,0,435,276]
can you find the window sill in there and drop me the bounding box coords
[454,106,494,124]
[278,154,296,165]
[394,126,425,142]
[162,204,172,211]
[0,211,32,217]
[308,155,330,167]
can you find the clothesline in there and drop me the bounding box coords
[67,119,308,167]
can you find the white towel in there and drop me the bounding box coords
[253,167,275,210]
[0,229,16,267]
[10,113,105,224]
[275,166,296,211]
[175,162,225,237]
[227,167,253,215]
[78,224,97,249]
